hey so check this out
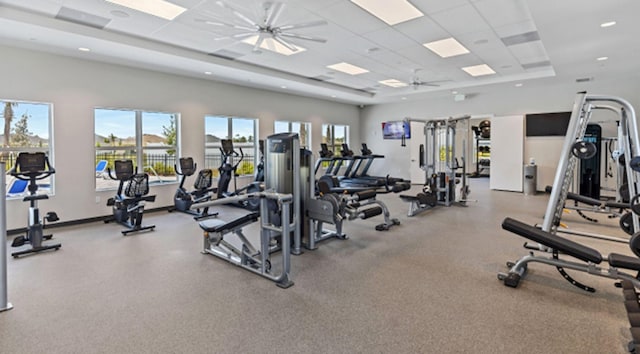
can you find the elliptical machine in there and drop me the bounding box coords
[105,160,156,235]
[217,139,264,210]
[170,157,217,220]
[9,152,61,258]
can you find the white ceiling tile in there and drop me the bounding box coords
[508,41,548,62]
[473,0,532,28]
[494,20,537,38]
[361,27,417,51]
[412,0,468,15]
[429,4,492,36]
[314,1,387,35]
[393,15,449,44]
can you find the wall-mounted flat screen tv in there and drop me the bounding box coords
[382,121,410,139]
[526,111,572,136]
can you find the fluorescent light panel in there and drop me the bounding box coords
[379,79,407,88]
[242,36,306,56]
[106,0,186,20]
[600,21,616,28]
[424,37,470,58]
[327,62,369,75]
[597,56,608,61]
[462,64,496,77]
[350,0,423,25]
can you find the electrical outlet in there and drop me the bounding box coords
[95,196,101,204]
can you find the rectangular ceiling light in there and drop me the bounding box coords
[350,0,424,26]
[379,79,408,88]
[423,37,470,58]
[327,62,369,75]
[462,64,496,77]
[242,36,306,56]
[106,0,187,20]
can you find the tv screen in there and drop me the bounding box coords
[382,121,410,139]
[526,112,572,136]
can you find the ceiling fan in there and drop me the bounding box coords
[408,69,450,89]
[200,1,327,53]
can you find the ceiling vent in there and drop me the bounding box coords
[576,77,594,83]
[501,31,540,46]
[55,7,111,29]
[522,60,551,70]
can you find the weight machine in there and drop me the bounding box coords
[499,92,640,292]
[399,116,471,216]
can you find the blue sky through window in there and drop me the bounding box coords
[0,102,50,139]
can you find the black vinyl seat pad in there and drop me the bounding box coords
[608,253,640,271]
[502,217,603,264]
[199,212,260,233]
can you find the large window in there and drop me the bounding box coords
[322,124,349,153]
[274,121,311,149]
[95,108,179,190]
[205,116,257,176]
[1,100,54,196]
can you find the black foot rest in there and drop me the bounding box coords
[502,217,603,264]
[544,185,603,207]
[609,253,640,271]
[606,201,629,209]
[399,195,418,201]
[199,212,260,233]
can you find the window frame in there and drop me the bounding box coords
[274,120,311,149]
[322,124,349,153]
[204,115,258,175]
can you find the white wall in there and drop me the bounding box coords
[0,45,359,230]
[360,77,640,184]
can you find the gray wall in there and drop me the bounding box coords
[0,45,359,230]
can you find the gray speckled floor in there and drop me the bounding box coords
[0,179,633,353]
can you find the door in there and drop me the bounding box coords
[490,115,524,192]
[409,121,425,185]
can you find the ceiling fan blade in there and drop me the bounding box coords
[215,1,259,29]
[273,35,299,52]
[253,34,265,52]
[279,20,328,31]
[202,20,256,32]
[264,2,285,27]
[231,32,258,39]
[279,32,327,43]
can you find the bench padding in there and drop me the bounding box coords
[502,217,603,264]
[199,212,259,233]
[608,253,640,271]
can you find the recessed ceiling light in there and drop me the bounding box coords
[423,37,470,58]
[462,64,496,77]
[597,56,608,61]
[105,0,186,20]
[401,97,407,100]
[600,21,616,28]
[451,91,458,95]
[281,86,287,89]
[242,36,306,56]
[331,95,337,98]
[515,83,523,87]
[204,71,212,75]
[327,62,369,75]
[379,79,408,88]
[350,0,423,25]
[78,47,91,52]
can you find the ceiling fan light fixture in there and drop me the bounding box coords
[327,62,369,75]
[423,37,470,58]
[350,0,423,26]
[379,79,408,88]
[105,0,186,20]
[242,36,306,55]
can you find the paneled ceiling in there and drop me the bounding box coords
[0,0,637,105]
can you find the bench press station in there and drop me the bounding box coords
[499,92,640,292]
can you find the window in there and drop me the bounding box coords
[94,108,179,190]
[1,99,54,195]
[322,124,349,153]
[274,121,311,149]
[204,116,257,176]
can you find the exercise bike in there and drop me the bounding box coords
[8,152,61,258]
[217,139,264,210]
[170,157,217,220]
[105,160,156,235]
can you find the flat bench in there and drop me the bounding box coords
[502,217,640,271]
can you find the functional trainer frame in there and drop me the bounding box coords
[499,92,640,291]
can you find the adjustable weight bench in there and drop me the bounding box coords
[498,217,640,292]
[545,185,628,223]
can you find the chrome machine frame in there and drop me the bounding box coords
[1,163,13,312]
